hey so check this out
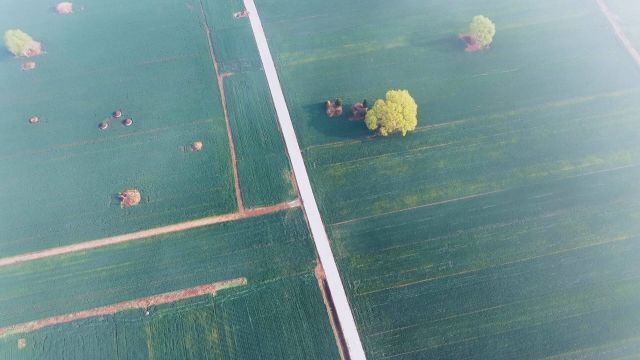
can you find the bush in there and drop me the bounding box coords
[365,90,418,136]
[4,29,34,56]
[469,15,496,47]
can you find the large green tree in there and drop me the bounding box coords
[3,29,34,56]
[365,90,418,136]
[469,15,496,47]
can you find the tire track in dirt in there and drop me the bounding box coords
[0,200,300,268]
[199,0,245,212]
[0,278,247,338]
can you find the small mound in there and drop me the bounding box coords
[22,41,42,57]
[122,118,133,127]
[56,2,73,14]
[325,100,343,118]
[17,338,26,349]
[21,61,36,71]
[112,110,122,119]
[349,102,368,121]
[233,10,249,18]
[28,116,40,124]
[99,121,109,130]
[119,189,141,208]
[191,141,203,151]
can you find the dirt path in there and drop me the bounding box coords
[199,0,245,212]
[0,200,300,268]
[242,1,366,358]
[595,0,640,69]
[315,263,349,360]
[0,278,247,338]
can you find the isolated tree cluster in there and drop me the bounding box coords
[3,29,34,56]
[365,90,418,136]
[468,15,496,47]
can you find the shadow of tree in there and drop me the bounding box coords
[304,102,371,141]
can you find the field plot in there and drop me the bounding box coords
[0,0,237,256]
[255,0,640,358]
[0,209,341,359]
[202,0,295,208]
[0,276,337,360]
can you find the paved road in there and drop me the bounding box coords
[242,1,367,358]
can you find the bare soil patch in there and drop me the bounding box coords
[0,278,247,338]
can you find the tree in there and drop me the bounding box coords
[468,15,496,47]
[365,90,418,136]
[3,29,41,57]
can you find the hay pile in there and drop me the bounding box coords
[21,62,36,71]
[21,41,42,57]
[56,2,73,14]
[325,99,343,118]
[191,141,203,152]
[119,189,141,208]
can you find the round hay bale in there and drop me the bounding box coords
[56,2,73,14]
[119,189,141,208]
[112,110,122,119]
[191,141,203,152]
[21,61,36,71]
[99,121,109,130]
[17,338,26,349]
[122,118,133,127]
[28,116,40,124]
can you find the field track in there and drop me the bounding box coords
[243,0,367,358]
[0,200,300,268]
[0,278,246,338]
[596,0,640,69]
[199,0,245,212]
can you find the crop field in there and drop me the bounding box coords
[0,0,294,256]
[0,0,339,358]
[0,209,341,359]
[203,0,295,208]
[255,0,640,358]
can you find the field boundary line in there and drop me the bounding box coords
[0,277,247,338]
[242,1,367,358]
[595,0,640,70]
[0,201,300,268]
[199,0,245,212]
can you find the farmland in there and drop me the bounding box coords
[0,0,294,256]
[255,0,640,358]
[0,0,340,358]
[0,210,340,359]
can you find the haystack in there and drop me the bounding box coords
[350,102,368,121]
[21,62,36,71]
[191,141,203,151]
[28,116,40,124]
[119,189,141,208]
[325,100,343,118]
[56,2,73,14]
[22,41,42,57]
